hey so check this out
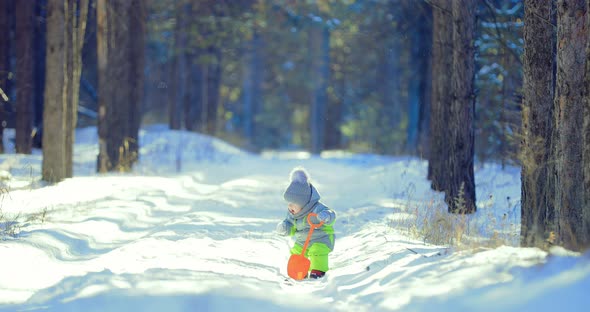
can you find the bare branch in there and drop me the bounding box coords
[531,11,557,29]
[481,0,524,66]
[423,0,452,16]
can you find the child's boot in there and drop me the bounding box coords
[309,270,325,279]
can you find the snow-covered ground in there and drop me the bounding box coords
[0,126,588,311]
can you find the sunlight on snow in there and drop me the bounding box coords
[0,126,587,311]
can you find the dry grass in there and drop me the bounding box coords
[391,190,518,249]
[1,204,48,240]
[0,186,20,238]
[115,137,139,172]
[0,172,49,239]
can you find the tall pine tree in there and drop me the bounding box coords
[520,0,556,248]
[446,0,476,213]
[554,0,588,250]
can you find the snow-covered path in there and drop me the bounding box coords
[0,127,588,311]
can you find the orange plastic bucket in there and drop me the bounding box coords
[287,213,324,280]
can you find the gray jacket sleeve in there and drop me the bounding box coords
[276,214,295,236]
[314,204,336,225]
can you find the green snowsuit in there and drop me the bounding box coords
[279,184,336,272]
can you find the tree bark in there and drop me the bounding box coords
[310,22,330,154]
[521,0,556,248]
[185,59,203,132]
[97,0,141,173]
[98,0,126,172]
[418,4,433,159]
[554,0,588,250]
[325,73,343,150]
[428,0,453,192]
[184,1,204,133]
[583,0,590,251]
[42,0,88,182]
[15,0,35,154]
[446,0,476,213]
[205,47,221,135]
[63,0,74,173]
[96,0,109,173]
[109,0,132,171]
[183,1,198,132]
[34,0,47,132]
[377,37,401,153]
[0,0,10,153]
[65,0,89,178]
[43,0,67,182]
[169,2,183,130]
[243,30,263,145]
[128,0,145,165]
[408,3,432,155]
[418,55,432,158]
[187,1,223,136]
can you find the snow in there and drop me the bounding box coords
[480,21,524,29]
[0,126,588,311]
[493,2,523,16]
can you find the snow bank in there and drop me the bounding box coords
[0,126,587,311]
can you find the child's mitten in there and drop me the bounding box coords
[318,210,333,224]
[276,221,291,236]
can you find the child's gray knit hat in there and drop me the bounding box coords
[283,167,312,207]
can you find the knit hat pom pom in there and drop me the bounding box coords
[290,167,309,184]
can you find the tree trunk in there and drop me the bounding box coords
[243,30,263,145]
[377,38,401,154]
[97,0,140,173]
[128,0,145,165]
[182,0,202,132]
[584,0,590,251]
[191,1,222,136]
[98,0,127,172]
[169,3,183,130]
[554,0,588,250]
[205,47,221,135]
[325,72,343,150]
[63,0,74,174]
[65,0,89,178]
[15,0,35,154]
[34,0,47,132]
[185,59,203,132]
[96,0,109,173]
[200,66,208,133]
[108,0,133,171]
[428,0,453,192]
[407,5,432,155]
[446,0,476,213]
[521,0,556,248]
[182,56,194,131]
[183,2,198,132]
[418,55,432,158]
[0,0,10,153]
[42,0,87,182]
[407,61,421,154]
[310,23,330,154]
[43,0,66,182]
[418,3,433,159]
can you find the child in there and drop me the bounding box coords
[276,167,336,279]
